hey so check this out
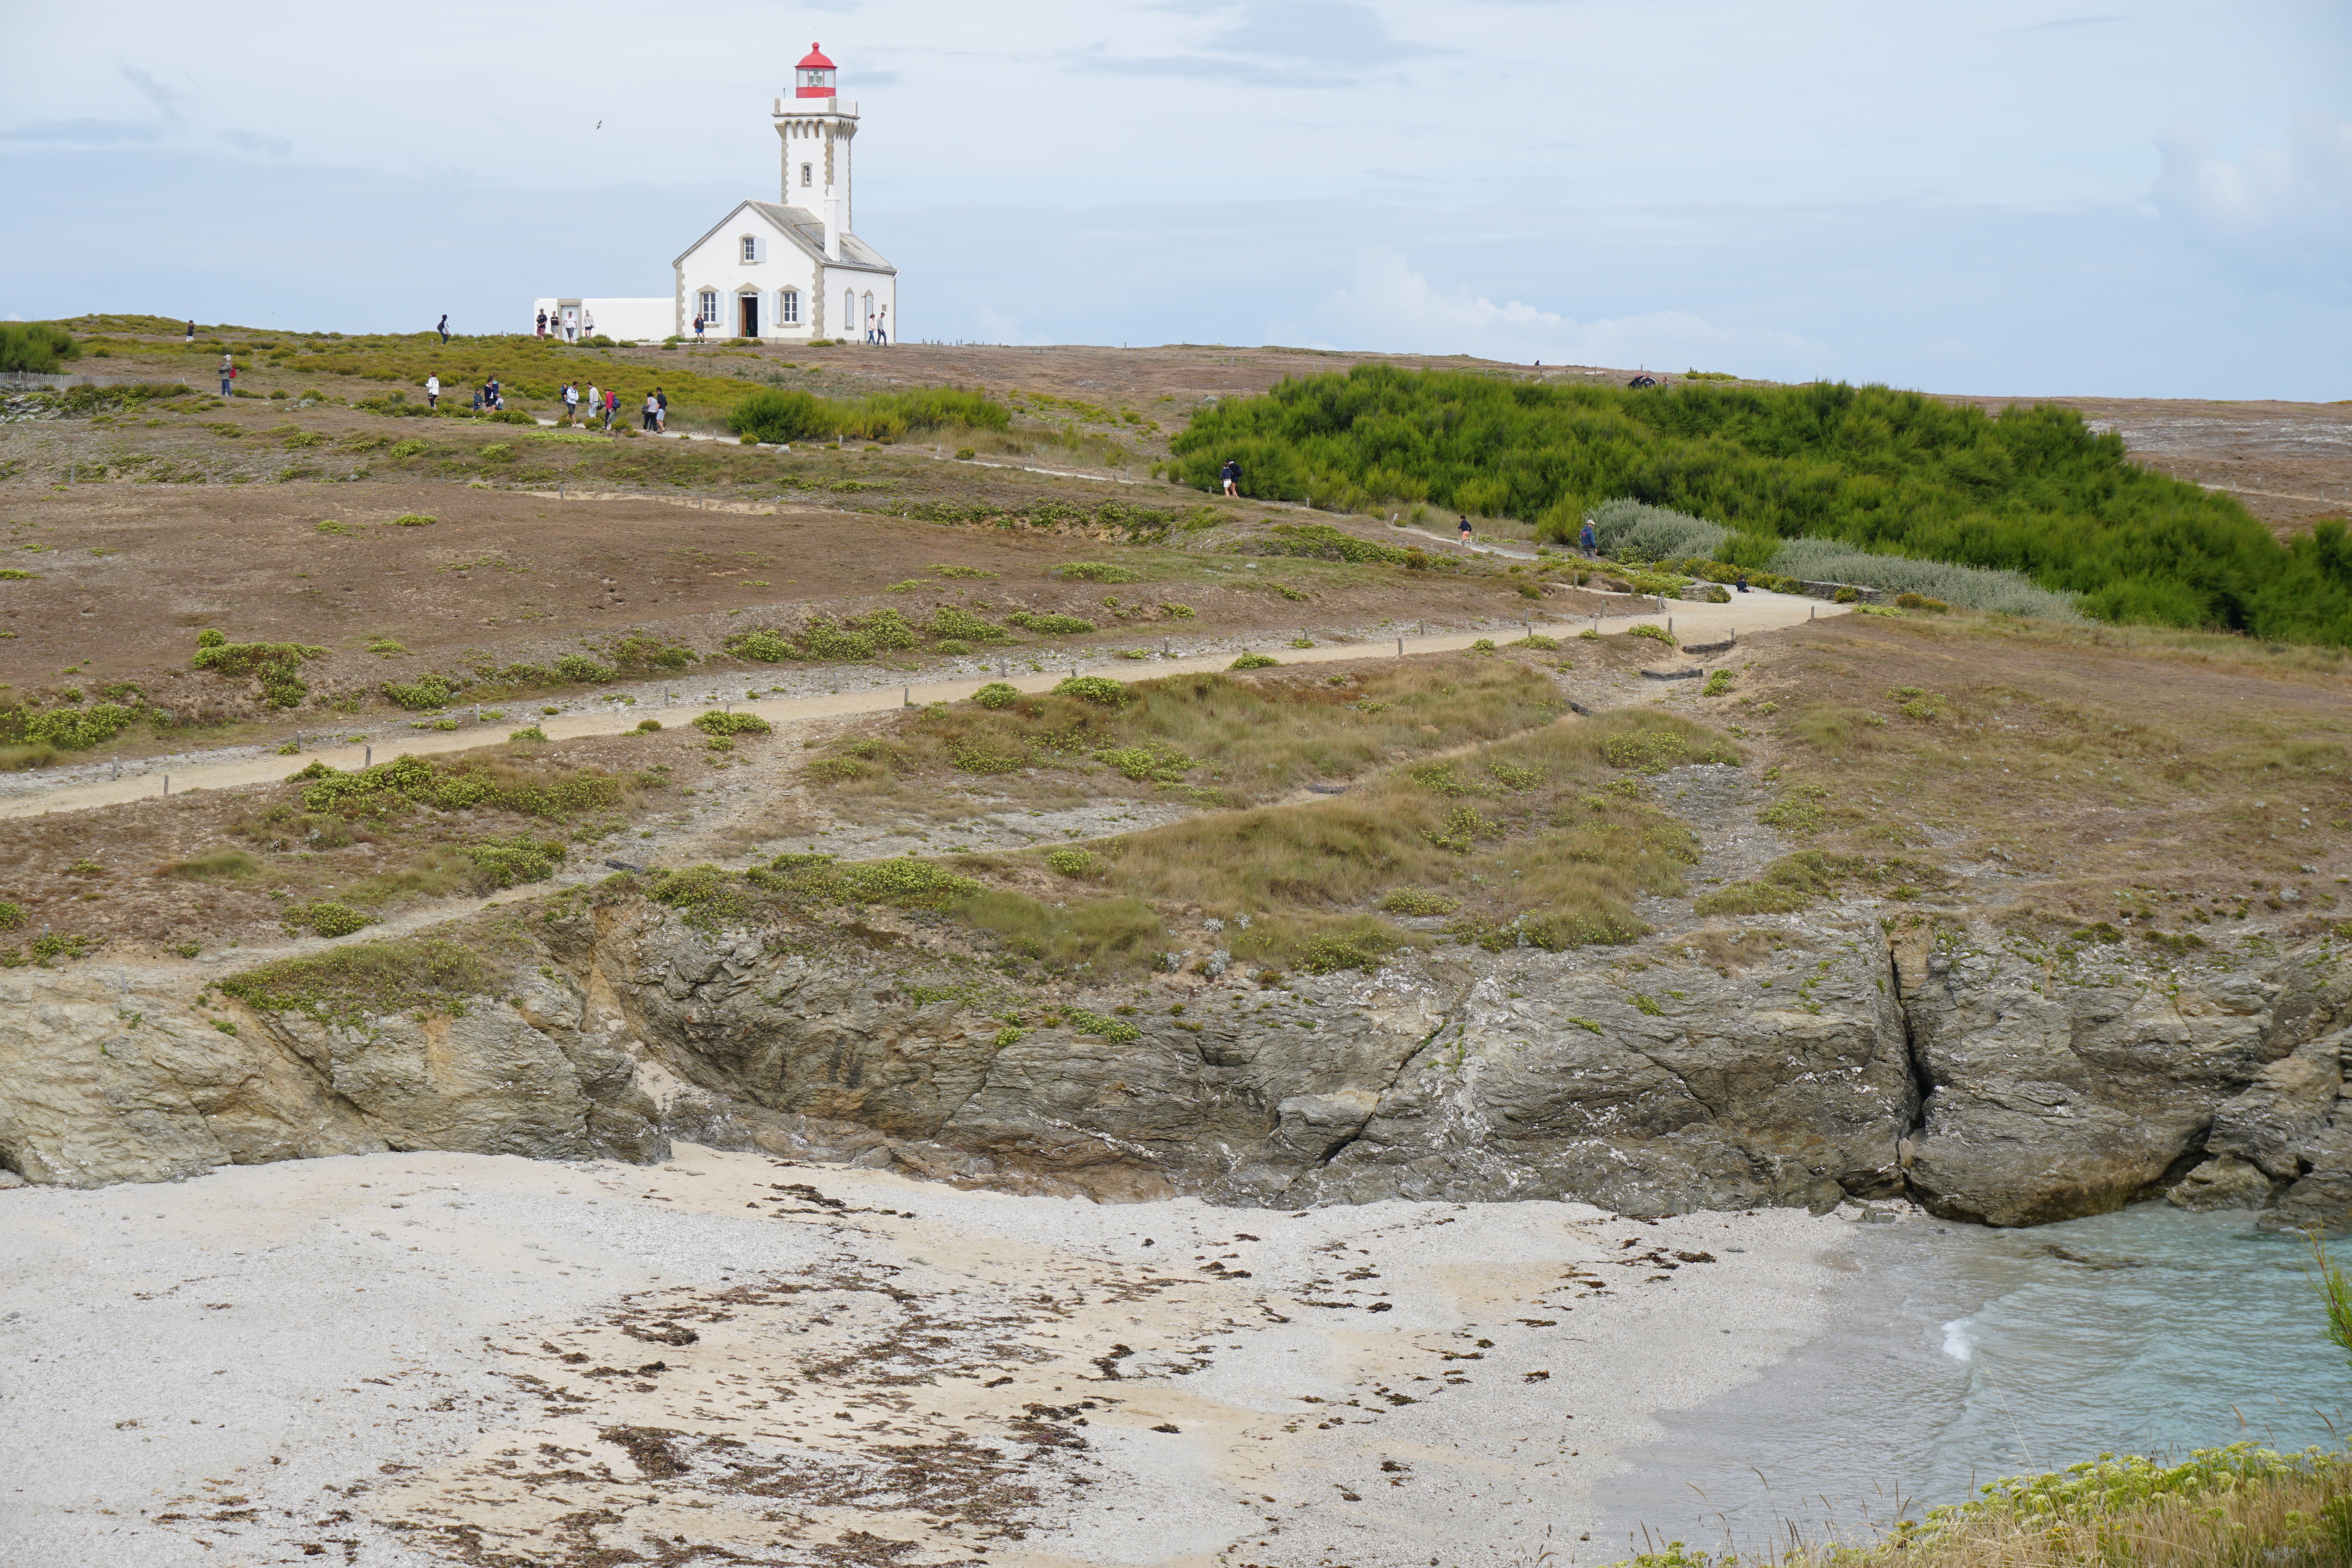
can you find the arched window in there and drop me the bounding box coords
[697,289,719,327]
[778,289,800,326]
[843,289,854,335]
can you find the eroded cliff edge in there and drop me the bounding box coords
[9,892,2341,1232]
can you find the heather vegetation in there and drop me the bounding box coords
[724,385,1009,444]
[1171,367,2352,644]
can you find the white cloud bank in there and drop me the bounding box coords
[2153,111,2352,252]
[1300,248,1822,373]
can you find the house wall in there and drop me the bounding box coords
[818,268,898,342]
[529,298,672,343]
[675,227,827,341]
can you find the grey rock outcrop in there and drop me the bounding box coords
[550,900,1912,1214]
[2166,1155,2274,1211]
[0,964,664,1189]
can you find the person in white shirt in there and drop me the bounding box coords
[425,374,440,412]
[563,382,579,423]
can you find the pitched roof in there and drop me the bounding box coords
[671,199,896,274]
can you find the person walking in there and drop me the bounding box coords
[1577,517,1597,558]
[876,305,889,346]
[563,381,579,424]
[1219,458,1240,497]
[582,308,594,339]
[425,373,440,412]
[535,308,549,339]
[1457,515,1475,549]
[654,387,667,433]
[584,381,600,427]
[642,390,658,432]
[693,313,707,346]
[603,387,617,430]
[436,314,449,344]
[218,353,236,398]
[184,319,195,343]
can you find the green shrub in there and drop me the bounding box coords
[1626,623,1676,645]
[553,653,616,683]
[0,323,82,374]
[0,569,36,581]
[193,637,329,708]
[693,710,771,736]
[304,902,370,938]
[508,726,549,743]
[0,701,136,751]
[390,513,436,527]
[724,628,798,662]
[382,673,456,710]
[1172,366,2352,646]
[1044,847,1104,878]
[607,631,698,672]
[1003,611,1097,636]
[387,439,427,459]
[1053,676,1132,707]
[1702,670,1733,697]
[636,718,662,732]
[1381,888,1458,917]
[971,682,1023,710]
[1230,653,1280,670]
[1054,561,1143,583]
[0,901,23,930]
[465,834,567,887]
[925,606,1011,643]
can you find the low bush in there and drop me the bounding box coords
[382,673,456,711]
[1053,676,1132,707]
[390,513,436,527]
[193,636,329,708]
[1054,561,1144,583]
[693,710,772,736]
[553,653,616,683]
[723,628,797,662]
[1230,653,1281,670]
[971,682,1022,710]
[465,834,567,887]
[1003,611,1097,636]
[0,322,82,374]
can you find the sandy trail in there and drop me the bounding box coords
[0,1145,1876,1567]
[0,592,1842,822]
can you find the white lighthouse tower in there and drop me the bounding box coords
[537,44,898,345]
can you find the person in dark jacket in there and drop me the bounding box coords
[1219,459,1240,497]
[437,314,449,343]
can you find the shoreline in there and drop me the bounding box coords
[0,1145,1873,1566]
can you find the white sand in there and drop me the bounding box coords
[0,1146,1867,1566]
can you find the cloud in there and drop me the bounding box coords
[0,118,163,145]
[2152,111,2352,254]
[1300,247,1819,370]
[121,66,189,121]
[220,128,292,157]
[970,305,1049,345]
[1073,1,1423,88]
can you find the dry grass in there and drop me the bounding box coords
[1712,612,2352,935]
[1619,1444,2352,1568]
[801,656,1572,819]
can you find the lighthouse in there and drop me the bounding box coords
[533,43,899,345]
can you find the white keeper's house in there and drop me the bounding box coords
[534,44,898,345]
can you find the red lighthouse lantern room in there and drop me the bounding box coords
[795,44,838,99]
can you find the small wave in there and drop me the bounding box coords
[1940,1318,1973,1361]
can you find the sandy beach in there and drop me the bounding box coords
[1,1146,1873,1567]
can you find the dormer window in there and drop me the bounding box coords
[740,235,758,263]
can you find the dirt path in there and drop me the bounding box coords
[0,593,1843,821]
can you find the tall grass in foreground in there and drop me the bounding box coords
[1618,1445,2352,1568]
[1170,366,2352,645]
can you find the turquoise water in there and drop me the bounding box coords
[1596,1205,2348,1554]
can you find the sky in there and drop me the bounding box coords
[2,0,2347,397]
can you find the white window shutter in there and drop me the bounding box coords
[753,236,766,263]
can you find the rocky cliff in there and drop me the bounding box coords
[4,900,2346,1233]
